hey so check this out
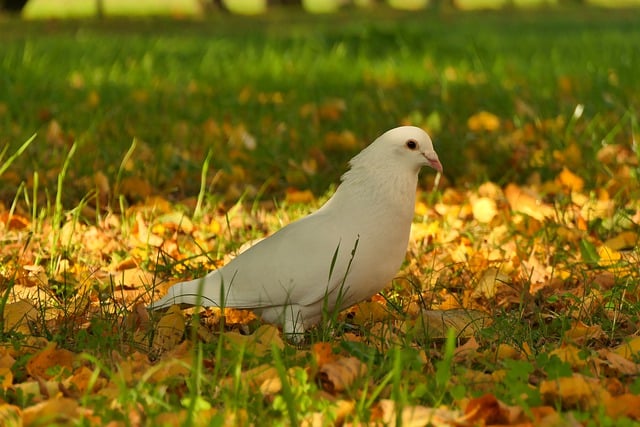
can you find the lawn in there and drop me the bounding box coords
[1,6,640,426]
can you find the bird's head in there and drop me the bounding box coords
[368,126,443,174]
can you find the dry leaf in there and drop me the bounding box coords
[375,399,461,427]
[604,393,640,420]
[564,321,604,344]
[312,342,337,368]
[3,300,38,334]
[614,336,640,360]
[540,373,608,409]
[152,305,185,354]
[26,343,75,380]
[0,404,21,427]
[285,188,315,204]
[471,196,498,223]
[22,397,79,426]
[556,167,584,193]
[318,357,366,394]
[467,111,500,132]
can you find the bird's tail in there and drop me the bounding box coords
[148,271,222,310]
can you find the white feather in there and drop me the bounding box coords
[149,126,442,338]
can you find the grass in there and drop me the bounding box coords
[1,6,640,426]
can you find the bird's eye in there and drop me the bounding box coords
[406,139,418,150]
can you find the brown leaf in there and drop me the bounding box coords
[462,394,511,425]
[318,356,366,394]
[597,349,640,376]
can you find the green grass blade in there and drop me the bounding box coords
[0,133,37,177]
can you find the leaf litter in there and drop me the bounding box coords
[1,59,640,425]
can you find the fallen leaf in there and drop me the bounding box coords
[604,393,640,420]
[3,300,38,334]
[614,336,640,360]
[0,404,21,426]
[540,373,608,409]
[152,306,185,355]
[26,343,75,380]
[556,167,584,192]
[467,111,500,132]
[22,397,79,426]
[375,399,461,427]
[318,356,366,394]
[470,196,498,223]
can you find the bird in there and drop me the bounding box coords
[149,126,442,340]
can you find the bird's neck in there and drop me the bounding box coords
[325,164,419,222]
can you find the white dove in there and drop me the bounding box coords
[149,126,442,339]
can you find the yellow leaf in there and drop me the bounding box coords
[614,337,640,360]
[22,398,79,426]
[0,404,21,426]
[3,300,38,334]
[495,344,521,360]
[540,374,607,409]
[0,367,13,389]
[152,306,185,354]
[598,245,621,267]
[563,321,604,344]
[467,111,500,132]
[323,130,358,151]
[471,196,498,223]
[351,300,393,326]
[604,231,638,251]
[550,344,587,369]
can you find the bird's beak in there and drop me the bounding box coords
[424,152,443,173]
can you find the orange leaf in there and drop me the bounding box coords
[312,342,337,368]
[285,188,314,204]
[26,343,75,380]
[0,212,30,230]
[605,393,640,420]
[556,167,584,192]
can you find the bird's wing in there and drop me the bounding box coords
[217,210,357,309]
